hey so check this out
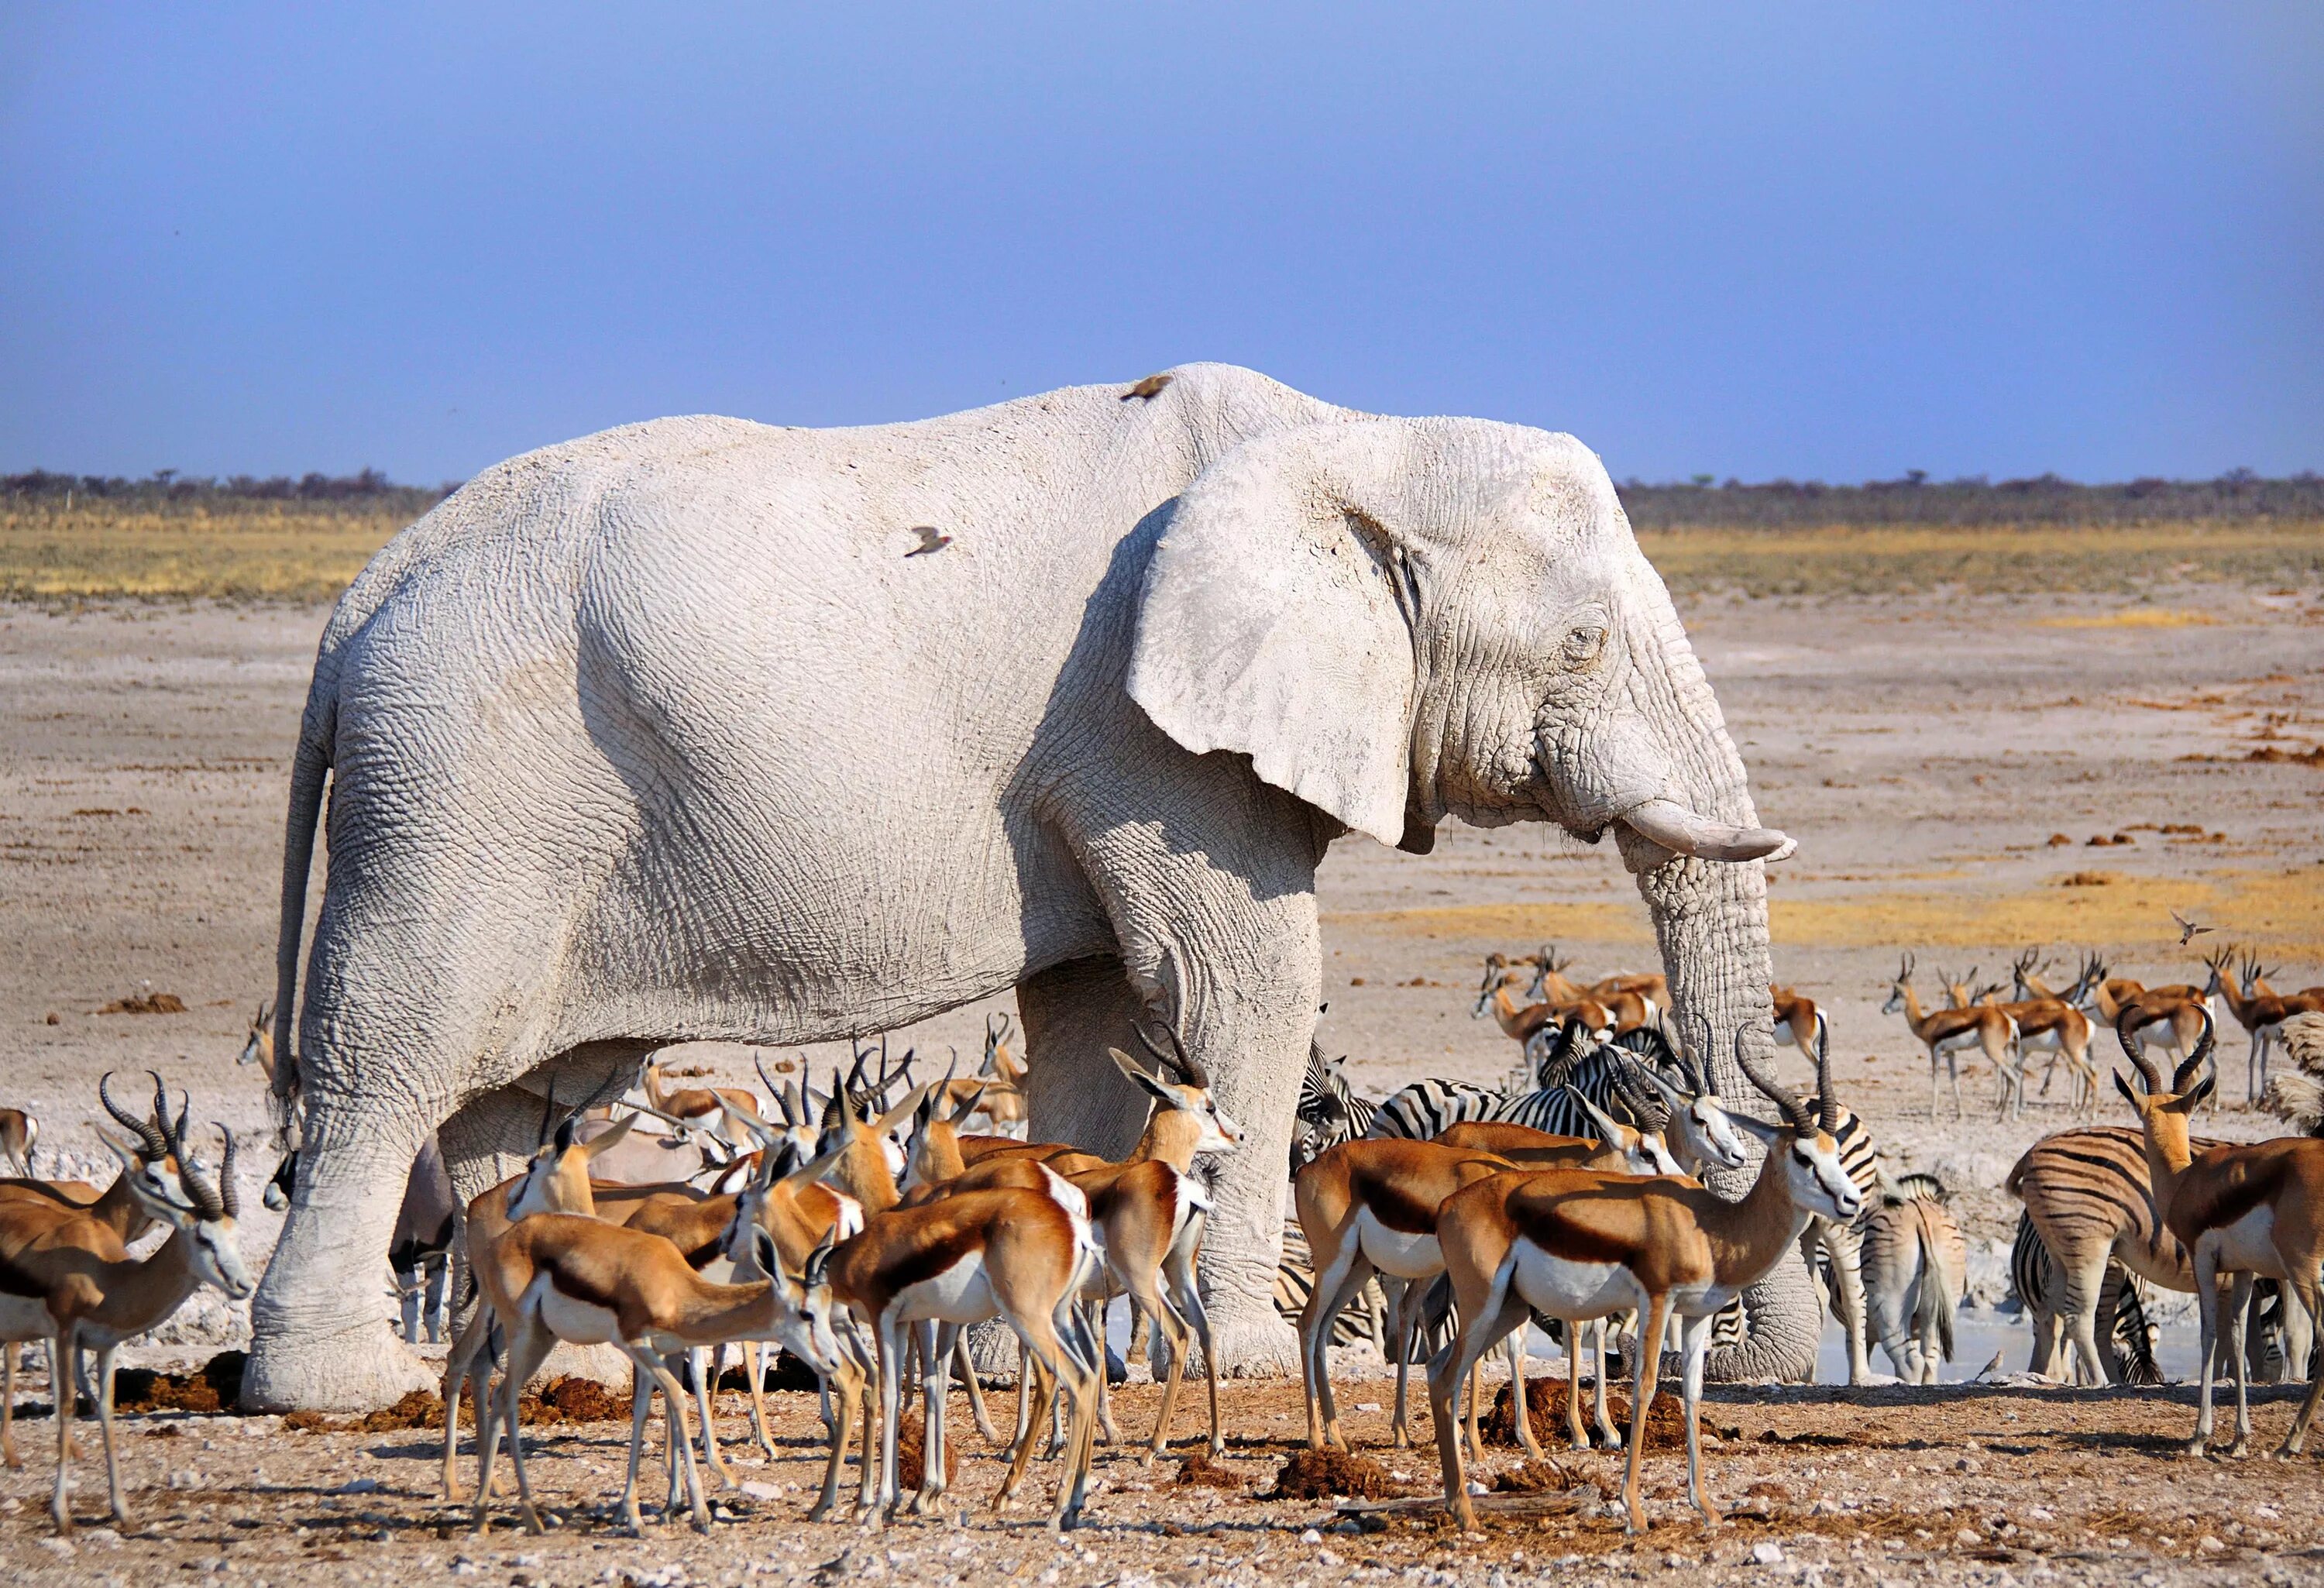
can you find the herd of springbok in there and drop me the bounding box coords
[5,937,2324,1538]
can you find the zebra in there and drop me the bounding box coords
[2000,1123,2311,1385]
[1291,1042,1379,1175]
[1361,1021,1680,1143]
[2009,1210,2162,1384]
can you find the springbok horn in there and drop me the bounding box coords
[2171,1008,2218,1093]
[1734,1026,1813,1134]
[216,1124,239,1219]
[101,1072,170,1160]
[755,1053,786,1110]
[2113,1008,2167,1094]
[1815,1019,1838,1133]
[1620,798,1795,864]
[1135,1020,1208,1089]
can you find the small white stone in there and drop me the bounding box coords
[1354,1402,1383,1413]
[2196,1538,2226,1556]
[741,1481,783,1501]
[38,1538,76,1559]
[1318,1550,1342,1566]
[2026,1507,2054,1522]
[335,1476,381,1494]
[1752,1542,1784,1566]
[1299,1528,1323,1545]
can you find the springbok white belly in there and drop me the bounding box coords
[893,1253,997,1325]
[2203,1204,2284,1278]
[528,1273,624,1346]
[1353,1208,1443,1280]
[1508,1242,1647,1322]
[1933,1028,1984,1055]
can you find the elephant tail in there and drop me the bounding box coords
[271,655,338,1119]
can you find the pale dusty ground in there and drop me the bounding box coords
[2,583,2324,1583]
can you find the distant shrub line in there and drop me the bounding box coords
[9,466,2322,531]
[1616,469,2324,530]
[2,468,452,517]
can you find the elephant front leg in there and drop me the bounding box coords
[242,1093,441,1412]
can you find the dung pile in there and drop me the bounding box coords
[1482,1375,1685,1450]
[1268,1446,1405,1500]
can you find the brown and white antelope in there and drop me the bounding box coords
[1425,1029,1862,1533]
[824,1170,1105,1529]
[1434,1061,1748,1452]
[0,1108,251,1534]
[1883,955,2017,1119]
[1292,1136,1527,1459]
[2208,948,2324,1102]
[901,1036,1239,1461]
[468,1205,841,1535]
[2112,1009,2324,1457]
[0,1109,33,1178]
[1770,985,1824,1064]
[641,1058,762,1145]
[2085,962,2212,1067]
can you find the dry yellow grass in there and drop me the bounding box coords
[1634,519,2324,597]
[1331,864,2324,959]
[6,497,2320,606]
[0,504,404,604]
[2035,607,2219,630]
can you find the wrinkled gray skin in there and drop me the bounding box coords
[242,364,1803,1409]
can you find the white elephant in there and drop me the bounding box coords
[242,363,1800,1410]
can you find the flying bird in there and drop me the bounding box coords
[903,527,951,558]
[1121,373,1174,401]
[2171,909,2213,946]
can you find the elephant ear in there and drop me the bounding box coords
[1129,420,1422,849]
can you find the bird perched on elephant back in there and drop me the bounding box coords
[243,363,1798,1411]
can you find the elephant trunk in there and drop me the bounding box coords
[1617,587,1821,1384]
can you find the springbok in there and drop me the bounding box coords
[0,1108,251,1534]
[2208,948,2324,1101]
[641,1058,762,1144]
[2088,964,2212,1067]
[0,1109,33,1178]
[1292,1136,1526,1459]
[1883,955,2017,1119]
[2113,1009,2324,1457]
[1425,1028,1862,1534]
[825,1170,1105,1528]
[901,1034,1238,1460]
[1770,985,1824,1064]
[468,1206,839,1536]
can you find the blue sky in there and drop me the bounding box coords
[3,5,2319,483]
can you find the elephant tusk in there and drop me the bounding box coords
[1619,798,1795,864]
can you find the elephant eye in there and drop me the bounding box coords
[1560,624,1607,667]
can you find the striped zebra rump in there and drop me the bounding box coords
[2006,1125,2192,1273]
[1275,1218,1387,1352]
[2009,1209,2162,1384]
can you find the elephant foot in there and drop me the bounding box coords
[240,1323,437,1412]
[1202,1308,1301,1380]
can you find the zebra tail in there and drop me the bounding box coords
[1920,1205,1961,1363]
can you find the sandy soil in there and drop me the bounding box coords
[3,580,2323,1582]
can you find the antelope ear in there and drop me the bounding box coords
[1724,1112,1781,1148]
[2114,1070,2141,1109]
[1129,421,1423,847]
[1106,1047,1176,1105]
